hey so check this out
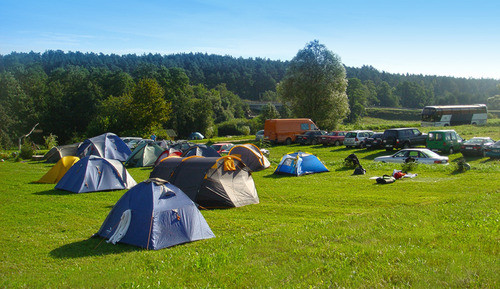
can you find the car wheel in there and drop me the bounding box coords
[334,140,340,146]
[312,139,317,145]
[285,138,292,145]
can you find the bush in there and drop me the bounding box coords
[20,140,35,160]
[217,119,254,136]
[401,160,418,172]
[43,134,58,149]
[454,158,471,173]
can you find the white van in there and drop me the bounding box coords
[344,130,374,148]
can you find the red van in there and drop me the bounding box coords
[264,118,319,145]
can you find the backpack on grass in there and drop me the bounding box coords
[376,175,396,184]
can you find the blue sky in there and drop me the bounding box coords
[1,0,499,79]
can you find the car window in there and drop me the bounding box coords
[301,124,309,130]
[412,129,420,135]
[394,151,407,157]
[418,152,428,158]
[408,151,419,157]
[384,130,397,138]
[346,132,356,138]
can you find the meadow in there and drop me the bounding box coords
[0,122,499,288]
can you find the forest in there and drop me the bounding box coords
[1,50,499,148]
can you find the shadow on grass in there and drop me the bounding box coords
[263,172,294,178]
[50,237,140,259]
[33,188,75,196]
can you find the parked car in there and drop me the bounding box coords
[296,130,327,145]
[316,131,347,146]
[344,130,374,148]
[381,128,427,151]
[210,143,234,154]
[374,148,449,164]
[460,137,495,157]
[485,141,500,159]
[255,130,264,141]
[188,132,204,140]
[364,132,384,150]
[426,130,463,154]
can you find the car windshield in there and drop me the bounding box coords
[345,132,357,138]
[492,141,500,148]
[372,133,383,138]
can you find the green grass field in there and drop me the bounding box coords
[1,123,499,288]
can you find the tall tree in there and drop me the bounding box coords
[278,40,349,129]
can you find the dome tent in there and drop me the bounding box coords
[55,156,137,193]
[181,144,220,158]
[274,152,329,176]
[95,178,215,250]
[77,132,131,162]
[150,155,259,208]
[228,143,270,172]
[43,143,80,163]
[36,156,80,184]
[125,142,165,167]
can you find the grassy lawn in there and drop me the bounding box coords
[1,125,499,288]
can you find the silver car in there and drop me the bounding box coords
[374,148,449,164]
[344,130,374,148]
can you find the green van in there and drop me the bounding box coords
[426,130,463,154]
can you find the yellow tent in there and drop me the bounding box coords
[36,156,80,184]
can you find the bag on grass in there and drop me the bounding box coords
[353,165,366,175]
[376,175,396,184]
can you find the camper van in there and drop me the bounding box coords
[264,118,319,145]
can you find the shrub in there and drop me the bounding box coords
[20,140,34,160]
[43,134,58,149]
[454,158,471,173]
[217,119,254,136]
[401,160,418,172]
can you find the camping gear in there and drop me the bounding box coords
[150,155,259,208]
[376,175,396,184]
[36,156,80,183]
[274,152,329,176]
[125,142,165,167]
[42,143,80,163]
[77,132,132,162]
[344,153,360,167]
[181,144,221,158]
[154,148,183,167]
[55,156,137,193]
[96,178,215,250]
[228,143,270,172]
[353,165,366,175]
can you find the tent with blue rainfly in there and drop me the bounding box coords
[55,156,137,193]
[95,178,215,250]
[77,132,132,162]
[274,152,329,176]
[125,142,165,167]
[181,144,221,158]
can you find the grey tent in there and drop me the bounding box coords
[228,143,270,172]
[43,143,80,163]
[125,142,165,167]
[150,155,259,208]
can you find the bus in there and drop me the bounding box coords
[421,104,488,126]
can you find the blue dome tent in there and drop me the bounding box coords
[77,132,132,162]
[274,152,329,176]
[55,156,137,193]
[96,178,215,250]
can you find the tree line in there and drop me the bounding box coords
[1,49,499,148]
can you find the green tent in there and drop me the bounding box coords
[125,142,165,167]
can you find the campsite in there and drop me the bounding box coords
[0,122,498,288]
